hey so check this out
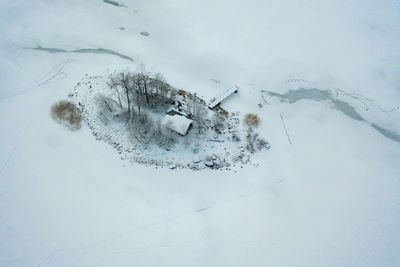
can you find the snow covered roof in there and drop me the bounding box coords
[161,114,193,135]
[208,86,239,109]
[165,106,186,116]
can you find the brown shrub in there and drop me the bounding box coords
[243,113,260,129]
[51,100,81,130]
[215,106,229,117]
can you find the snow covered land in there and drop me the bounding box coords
[1,0,400,266]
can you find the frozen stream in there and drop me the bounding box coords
[31,46,134,62]
[262,88,400,143]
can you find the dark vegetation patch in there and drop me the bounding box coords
[51,100,81,131]
[243,113,260,129]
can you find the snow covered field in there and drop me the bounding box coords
[1,0,400,266]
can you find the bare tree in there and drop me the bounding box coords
[245,130,269,152]
[119,71,131,114]
[153,119,176,149]
[190,93,208,133]
[154,73,164,95]
[107,73,123,109]
[129,112,154,144]
[137,63,150,105]
[157,76,171,98]
[212,111,226,134]
[131,73,143,114]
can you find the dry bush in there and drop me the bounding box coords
[245,131,258,152]
[212,111,226,133]
[245,131,270,152]
[51,100,81,130]
[256,137,269,150]
[232,133,241,142]
[243,113,260,129]
[129,113,155,144]
[214,106,229,116]
[153,120,177,149]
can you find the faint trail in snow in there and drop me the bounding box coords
[63,232,291,258]
[36,61,71,87]
[1,52,37,83]
[280,113,292,145]
[291,163,400,208]
[35,162,399,265]
[70,251,87,267]
[193,206,211,212]
[0,60,78,100]
[36,60,76,85]
[261,94,270,105]
[0,60,76,175]
[0,116,36,175]
[334,88,372,111]
[36,178,286,266]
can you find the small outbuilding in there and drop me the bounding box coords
[165,106,186,117]
[161,114,193,135]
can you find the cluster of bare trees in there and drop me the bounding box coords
[101,66,197,148]
[183,92,209,133]
[123,110,178,149]
[98,66,245,150]
[106,64,172,119]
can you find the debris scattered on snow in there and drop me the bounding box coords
[69,75,269,170]
[168,164,177,169]
[192,156,201,163]
[204,160,214,168]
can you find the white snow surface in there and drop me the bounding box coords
[1,0,400,266]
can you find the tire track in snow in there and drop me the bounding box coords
[36,161,398,266]
[36,177,287,266]
[0,60,76,175]
[0,60,77,100]
[280,112,292,145]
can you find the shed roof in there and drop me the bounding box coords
[161,114,193,135]
[165,106,186,117]
[208,86,238,109]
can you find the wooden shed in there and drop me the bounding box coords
[161,114,193,135]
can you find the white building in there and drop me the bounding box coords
[161,114,193,135]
